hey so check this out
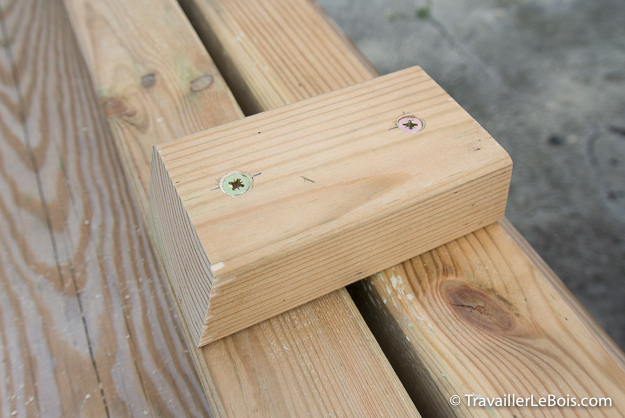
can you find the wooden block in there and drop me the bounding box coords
[149,66,513,346]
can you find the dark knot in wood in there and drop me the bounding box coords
[442,281,516,334]
[190,73,214,92]
[141,73,156,88]
[100,97,136,118]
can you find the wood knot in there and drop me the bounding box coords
[442,281,516,334]
[100,97,136,118]
[141,73,156,88]
[190,73,214,92]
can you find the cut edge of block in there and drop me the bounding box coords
[148,146,213,346]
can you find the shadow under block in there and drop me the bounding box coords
[148,66,513,346]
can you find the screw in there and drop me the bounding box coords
[397,115,424,133]
[219,171,253,196]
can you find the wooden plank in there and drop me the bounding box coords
[499,219,625,371]
[350,220,625,416]
[0,0,211,416]
[179,0,625,414]
[151,66,512,345]
[0,5,104,416]
[61,0,421,416]
[62,0,244,218]
[179,0,377,116]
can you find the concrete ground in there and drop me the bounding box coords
[318,0,625,349]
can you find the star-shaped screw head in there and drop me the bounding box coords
[403,119,417,130]
[397,115,424,133]
[229,178,245,190]
[219,171,253,196]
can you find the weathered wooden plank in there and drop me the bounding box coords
[0,0,210,416]
[180,0,625,415]
[151,66,512,345]
[0,6,106,415]
[61,0,421,416]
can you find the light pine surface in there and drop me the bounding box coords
[179,0,378,117]
[180,0,625,415]
[151,66,512,345]
[499,218,625,372]
[350,219,625,417]
[61,0,421,416]
[62,0,244,218]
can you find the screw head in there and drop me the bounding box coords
[397,115,424,133]
[219,171,253,196]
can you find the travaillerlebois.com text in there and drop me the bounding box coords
[449,394,612,408]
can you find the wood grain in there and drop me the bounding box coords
[499,218,625,371]
[62,0,421,416]
[180,0,625,415]
[179,0,378,116]
[349,221,625,417]
[63,0,243,218]
[0,0,211,415]
[151,66,512,345]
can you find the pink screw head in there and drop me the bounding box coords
[397,115,424,133]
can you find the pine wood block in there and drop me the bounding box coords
[149,66,513,346]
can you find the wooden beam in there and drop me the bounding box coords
[350,220,625,416]
[62,0,420,416]
[499,218,625,371]
[179,0,377,116]
[178,0,625,414]
[62,0,243,218]
[150,66,512,345]
[0,0,211,415]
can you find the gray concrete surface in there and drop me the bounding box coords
[318,0,625,349]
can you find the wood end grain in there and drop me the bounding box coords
[149,146,214,346]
